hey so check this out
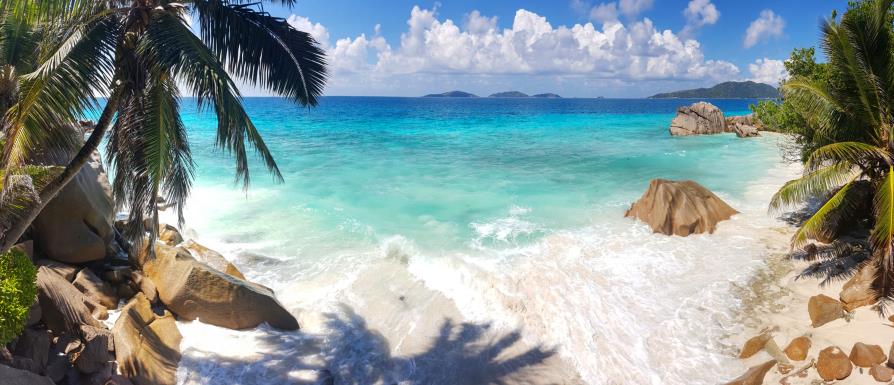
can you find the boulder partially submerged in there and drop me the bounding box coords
[669,102,728,136]
[625,179,738,236]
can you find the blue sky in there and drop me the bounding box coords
[249,0,846,97]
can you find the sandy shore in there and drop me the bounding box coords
[732,255,894,384]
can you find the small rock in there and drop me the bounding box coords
[723,360,777,385]
[158,224,183,246]
[871,364,894,382]
[73,269,119,310]
[130,271,158,303]
[739,332,772,359]
[817,346,853,381]
[102,267,132,285]
[840,264,879,311]
[850,342,886,368]
[808,294,844,327]
[777,362,794,375]
[11,328,50,374]
[784,336,811,361]
[888,342,894,368]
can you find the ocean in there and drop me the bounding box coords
[154,97,798,385]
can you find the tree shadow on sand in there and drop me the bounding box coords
[178,305,569,385]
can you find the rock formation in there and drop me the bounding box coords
[808,294,844,327]
[625,179,738,236]
[32,151,114,263]
[669,102,728,136]
[113,293,181,385]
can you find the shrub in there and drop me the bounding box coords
[0,248,37,345]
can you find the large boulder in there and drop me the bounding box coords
[808,294,844,327]
[10,329,50,374]
[138,242,298,330]
[669,102,728,136]
[817,346,853,381]
[739,332,772,359]
[181,239,246,280]
[32,151,114,264]
[840,264,878,311]
[732,124,760,138]
[113,293,181,385]
[625,179,738,236]
[73,269,119,310]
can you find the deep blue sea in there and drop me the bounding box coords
[150,97,798,385]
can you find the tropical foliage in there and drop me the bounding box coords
[0,0,327,253]
[0,247,36,345]
[769,0,894,311]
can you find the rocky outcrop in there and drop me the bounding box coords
[625,179,738,236]
[850,342,886,368]
[113,293,181,385]
[723,360,776,385]
[181,239,246,280]
[808,294,844,327]
[732,124,760,138]
[840,264,878,311]
[32,151,114,264]
[138,242,299,330]
[669,102,728,136]
[817,346,852,381]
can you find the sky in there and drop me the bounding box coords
[245,0,847,98]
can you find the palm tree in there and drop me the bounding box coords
[771,0,894,310]
[0,0,326,253]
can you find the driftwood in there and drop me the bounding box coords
[779,359,816,385]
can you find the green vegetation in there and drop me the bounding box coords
[648,81,780,99]
[0,1,328,253]
[0,248,36,345]
[767,0,894,309]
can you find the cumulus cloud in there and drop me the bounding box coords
[748,58,787,85]
[744,10,784,48]
[618,0,654,17]
[681,0,719,36]
[286,15,330,46]
[287,6,741,95]
[590,2,619,23]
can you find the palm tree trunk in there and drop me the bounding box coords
[0,90,121,254]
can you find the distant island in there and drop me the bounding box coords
[423,90,478,98]
[648,81,779,99]
[424,91,563,98]
[489,91,529,98]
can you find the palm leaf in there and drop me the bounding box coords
[792,177,863,247]
[770,162,859,211]
[804,141,892,171]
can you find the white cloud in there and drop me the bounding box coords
[744,10,784,48]
[286,6,741,96]
[464,10,498,35]
[682,0,719,36]
[286,15,330,47]
[618,0,653,17]
[590,3,619,23]
[748,58,787,85]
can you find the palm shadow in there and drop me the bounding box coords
[178,304,567,385]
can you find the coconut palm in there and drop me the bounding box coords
[0,0,326,253]
[771,0,894,310]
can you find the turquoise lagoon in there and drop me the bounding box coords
[158,97,798,385]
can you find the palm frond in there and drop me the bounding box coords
[792,177,863,247]
[804,141,892,171]
[770,162,859,211]
[140,10,281,186]
[191,0,327,106]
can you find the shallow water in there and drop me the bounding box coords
[157,97,799,385]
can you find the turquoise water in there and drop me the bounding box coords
[179,97,775,256]
[163,97,796,385]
